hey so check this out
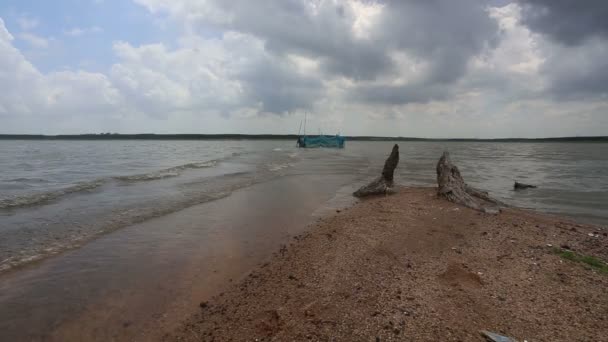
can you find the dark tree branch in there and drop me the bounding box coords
[354,144,399,197]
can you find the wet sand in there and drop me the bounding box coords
[0,175,358,342]
[168,187,608,341]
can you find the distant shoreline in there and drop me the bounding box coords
[1,134,607,142]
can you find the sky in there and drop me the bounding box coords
[0,0,607,138]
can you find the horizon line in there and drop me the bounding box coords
[0,133,606,142]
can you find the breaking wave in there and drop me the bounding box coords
[268,162,295,172]
[114,160,217,182]
[0,179,107,209]
[0,160,219,210]
[0,170,259,273]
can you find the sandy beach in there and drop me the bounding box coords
[166,187,608,342]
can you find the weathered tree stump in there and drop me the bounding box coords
[354,144,399,197]
[436,151,502,213]
[514,181,537,190]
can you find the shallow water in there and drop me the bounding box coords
[0,175,358,341]
[0,140,607,341]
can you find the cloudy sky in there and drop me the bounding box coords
[0,0,606,137]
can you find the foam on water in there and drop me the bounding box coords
[0,179,107,209]
[114,160,218,182]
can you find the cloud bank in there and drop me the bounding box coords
[1,1,607,137]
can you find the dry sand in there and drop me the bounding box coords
[166,187,608,342]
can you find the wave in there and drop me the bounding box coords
[1,160,220,210]
[0,170,259,273]
[268,162,295,172]
[114,160,217,182]
[7,177,51,183]
[0,179,106,209]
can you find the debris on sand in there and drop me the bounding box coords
[481,330,519,342]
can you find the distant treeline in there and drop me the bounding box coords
[0,134,607,142]
[347,136,608,142]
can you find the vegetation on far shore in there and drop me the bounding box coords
[1,134,607,142]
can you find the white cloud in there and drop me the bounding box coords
[0,18,13,41]
[16,16,39,31]
[486,4,544,75]
[18,32,50,48]
[63,26,103,37]
[109,37,241,116]
[0,18,122,123]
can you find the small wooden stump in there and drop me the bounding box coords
[354,144,399,197]
[436,151,502,213]
[514,181,537,190]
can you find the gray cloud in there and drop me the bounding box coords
[144,0,500,106]
[376,0,499,83]
[518,0,608,45]
[541,39,608,100]
[318,40,392,81]
[238,56,323,114]
[517,0,608,100]
[349,0,499,105]
[350,83,450,105]
[186,0,394,81]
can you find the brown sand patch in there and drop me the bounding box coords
[166,187,608,342]
[438,263,484,288]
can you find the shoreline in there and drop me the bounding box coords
[0,174,361,342]
[166,187,608,341]
[1,134,607,142]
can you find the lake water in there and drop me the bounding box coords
[0,140,607,341]
[1,140,607,272]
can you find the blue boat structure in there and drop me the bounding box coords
[297,135,345,148]
[295,113,345,148]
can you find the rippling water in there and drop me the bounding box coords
[1,140,607,273]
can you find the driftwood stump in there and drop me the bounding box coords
[514,181,537,190]
[436,151,502,213]
[354,144,399,197]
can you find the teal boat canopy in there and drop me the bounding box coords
[297,135,345,148]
